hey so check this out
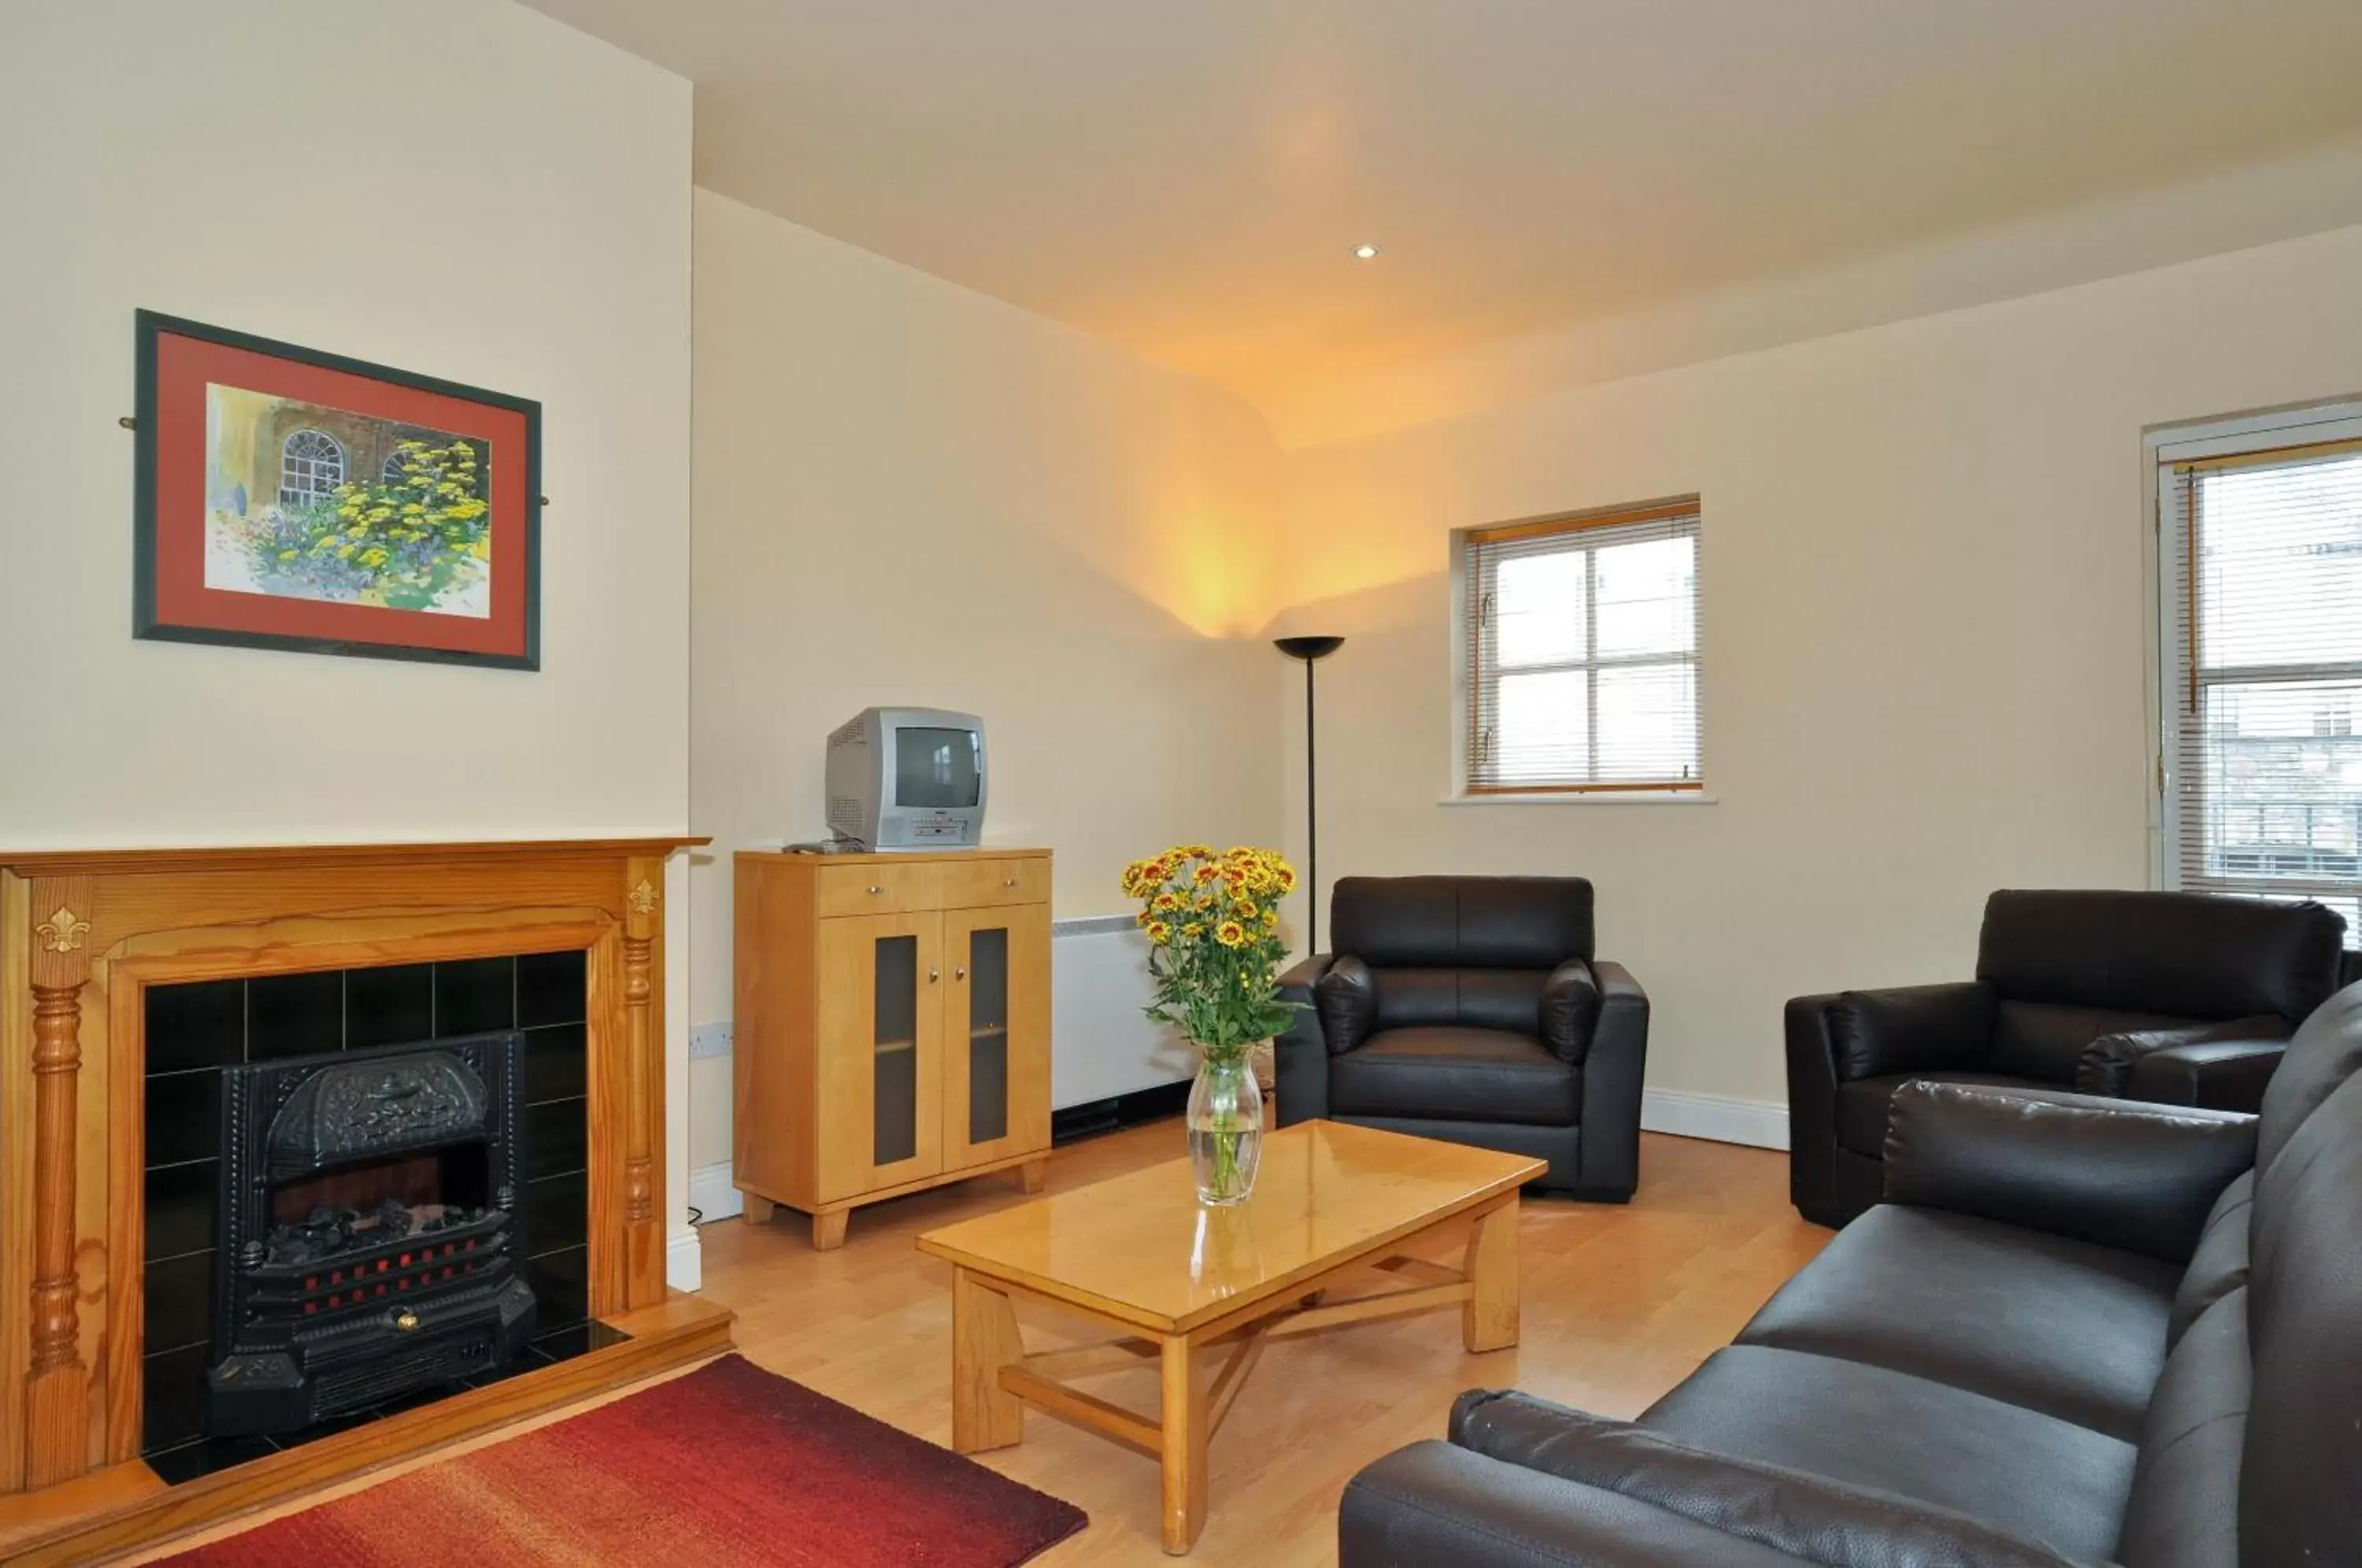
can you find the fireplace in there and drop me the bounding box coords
[209,1032,535,1436]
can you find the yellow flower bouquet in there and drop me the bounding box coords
[1120,845,1298,1203]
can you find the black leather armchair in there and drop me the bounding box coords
[1275,875,1649,1200]
[1786,888,2345,1228]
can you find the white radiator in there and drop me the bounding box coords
[1051,915,1195,1108]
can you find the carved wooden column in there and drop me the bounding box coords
[24,877,93,1489]
[620,860,665,1307]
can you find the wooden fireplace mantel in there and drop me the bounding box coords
[0,837,717,1526]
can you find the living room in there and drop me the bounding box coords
[4,2,2360,1563]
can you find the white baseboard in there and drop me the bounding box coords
[666,1226,702,1292]
[1641,1088,1790,1152]
[688,1159,743,1224]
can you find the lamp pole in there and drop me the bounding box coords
[1273,636,1345,951]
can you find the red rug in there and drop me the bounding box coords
[159,1355,1087,1566]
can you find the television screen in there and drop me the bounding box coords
[894,727,982,808]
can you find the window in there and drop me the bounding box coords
[1457,497,1702,794]
[2161,406,2362,938]
[278,428,344,509]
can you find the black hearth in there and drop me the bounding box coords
[208,1032,535,1436]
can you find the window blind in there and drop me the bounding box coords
[2167,435,2362,937]
[1461,499,1702,793]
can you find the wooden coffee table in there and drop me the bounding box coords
[915,1121,1546,1553]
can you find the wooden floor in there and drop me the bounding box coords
[118,1123,1823,1566]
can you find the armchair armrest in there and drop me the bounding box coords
[2126,1036,2287,1111]
[1273,955,1332,1126]
[1820,982,1997,1082]
[1540,959,1602,1063]
[1314,954,1378,1055]
[1883,1082,2256,1264]
[2075,1015,2290,1100]
[1412,1390,2096,1568]
[1572,962,1649,1201]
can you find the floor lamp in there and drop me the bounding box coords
[1274,635,1345,952]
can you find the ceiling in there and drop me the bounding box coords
[522,0,2362,433]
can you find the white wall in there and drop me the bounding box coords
[0,2,700,1274]
[687,190,1286,1171]
[1275,222,2362,1116]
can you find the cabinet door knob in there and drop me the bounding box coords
[1002,877,1018,888]
[866,885,883,895]
[929,965,940,982]
[955,965,967,981]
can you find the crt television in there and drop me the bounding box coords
[825,708,988,850]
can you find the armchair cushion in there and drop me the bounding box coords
[1313,954,1377,1056]
[1538,959,1601,1063]
[1327,1027,1579,1127]
[1823,982,1994,1082]
[1975,888,2345,1023]
[1882,1082,2256,1265]
[2074,1015,2290,1098]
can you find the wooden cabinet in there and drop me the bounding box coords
[734,849,1052,1248]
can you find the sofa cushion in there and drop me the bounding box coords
[1736,1205,2179,1440]
[2168,1170,2253,1351]
[2117,1289,2249,1568]
[1327,1027,1579,1126]
[1833,1070,2039,1157]
[1638,1345,2138,1563]
[1975,889,2345,1025]
[2254,978,2362,1176]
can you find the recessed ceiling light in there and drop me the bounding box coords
[1352,242,1383,261]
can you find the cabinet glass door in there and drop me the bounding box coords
[815,912,942,1200]
[942,903,1050,1170]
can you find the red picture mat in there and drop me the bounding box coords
[148,330,534,660]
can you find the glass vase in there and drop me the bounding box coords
[1187,1050,1264,1206]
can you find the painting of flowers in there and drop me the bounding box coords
[135,311,540,668]
[204,387,494,617]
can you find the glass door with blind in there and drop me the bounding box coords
[2159,405,2362,940]
[814,912,945,1200]
[939,902,1051,1170]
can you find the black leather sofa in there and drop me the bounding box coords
[1338,978,2362,1567]
[1788,889,2345,1228]
[1275,876,1649,1200]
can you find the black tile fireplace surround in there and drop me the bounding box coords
[143,952,622,1484]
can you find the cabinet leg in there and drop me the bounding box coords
[1014,1156,1048,1194]
[812,1208,850,1250]
[743,1194,776,1226]
[951,1268,1026,1452]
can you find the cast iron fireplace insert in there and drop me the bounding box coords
[207,1030,535,1436]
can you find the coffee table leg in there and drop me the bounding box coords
[1159,1333,1207,1554]
[951,1268,1025,1452]
[1463,1198,1520,1353]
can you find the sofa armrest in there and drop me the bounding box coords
[1342,1441,1820,1568]
[2125,1036,2287,1111]
[2075,1015,2289,1099]
[1820,982,1997,1082]
[1883,1082,2256,1264]
[1428,1391,2096,1568]
[1572,962,1649,1201]
[1273,955,1332,1126]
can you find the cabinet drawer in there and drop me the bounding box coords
[815,860,942,917]
[941,857,1048,909]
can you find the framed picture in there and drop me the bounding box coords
[133,310,540,668]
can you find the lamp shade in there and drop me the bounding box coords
[1273,635,1345,661]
